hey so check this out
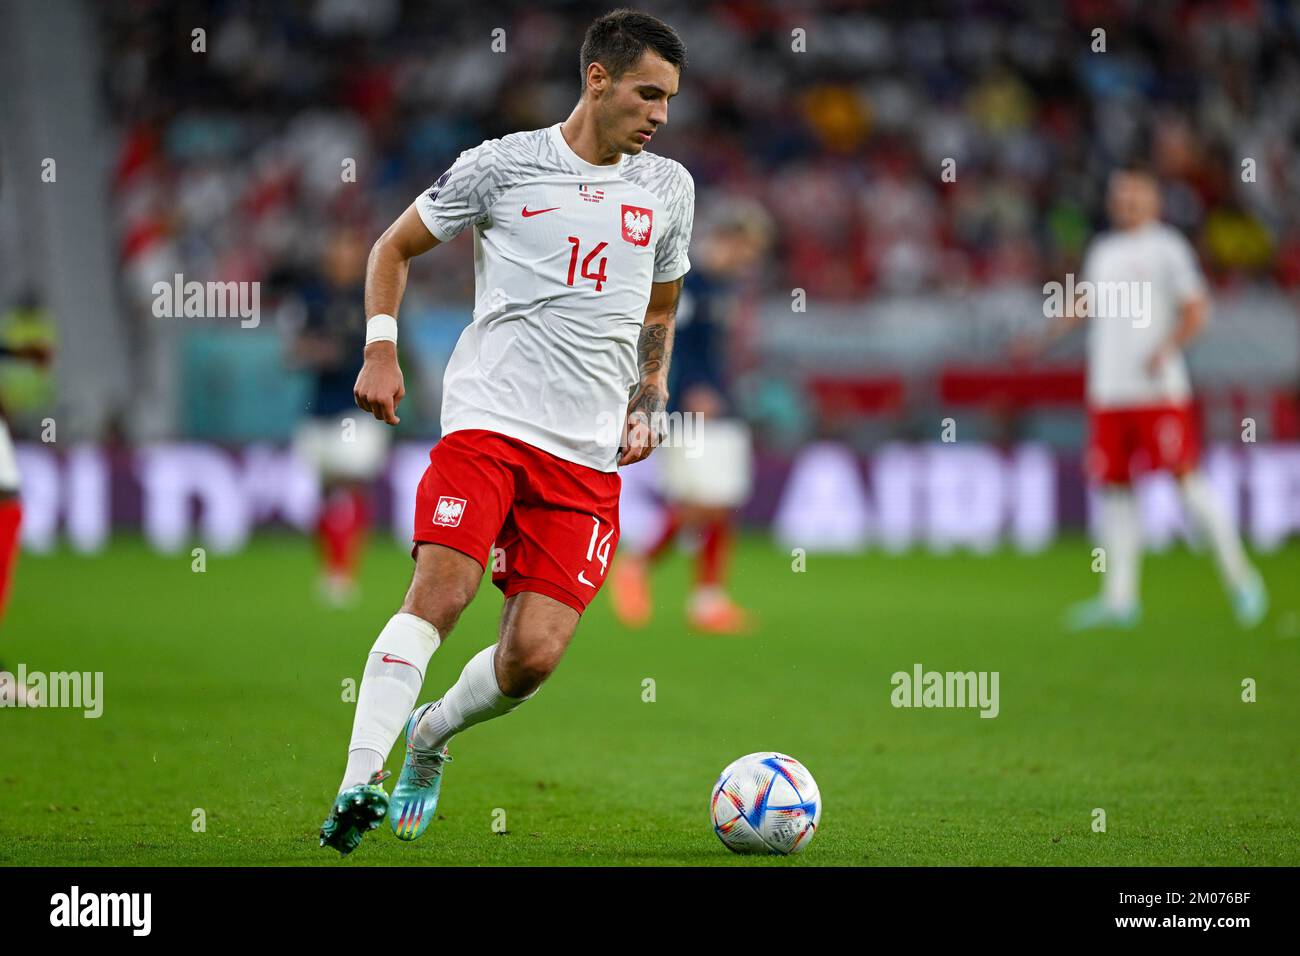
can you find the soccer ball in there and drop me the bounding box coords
[710,752,821,855]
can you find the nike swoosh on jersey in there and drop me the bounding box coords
[577,571,596,588]
[521,206,561,217]
[382,654,416,668]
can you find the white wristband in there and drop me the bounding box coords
[366,313,398,346]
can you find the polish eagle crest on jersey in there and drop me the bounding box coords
[621,204,653,246]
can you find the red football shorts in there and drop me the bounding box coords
[412,429,621,615]
[1086,403,1200,484]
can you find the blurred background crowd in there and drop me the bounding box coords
[3,0,1299,449]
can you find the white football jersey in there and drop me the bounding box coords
[1082,221,1206,408]
[415,122,695,472]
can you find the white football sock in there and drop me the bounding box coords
[1179,470,1253,591]
[1099,487,1141,613]
[689,585,726,612]
[341,748,384,791]
[339,613,441,792]
[414,643,533,752]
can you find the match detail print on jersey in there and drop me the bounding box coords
[414,123,696,472]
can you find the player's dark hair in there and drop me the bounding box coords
[579,9,686,94]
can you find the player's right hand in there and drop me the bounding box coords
[354,342,405,425]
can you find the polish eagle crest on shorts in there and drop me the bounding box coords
[620,205,653,246]
[433,496,467,527]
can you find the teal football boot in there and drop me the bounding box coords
[1064,597,1141,632]
[320,769,391,857]
[1231,572,1268,630]
[390,702,452,842]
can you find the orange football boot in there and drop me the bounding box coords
[611,555,652,628]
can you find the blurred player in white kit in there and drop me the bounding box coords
[1018,163,1267,630]
[611,199,771,635]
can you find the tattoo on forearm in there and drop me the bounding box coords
[628,381,666,424]
[637,318,674,380]
[626,284,679,452]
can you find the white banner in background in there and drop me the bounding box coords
[17,443,318,554]
[773,443,1056,553]
[14,445,110,553]
[11,442,1300,554]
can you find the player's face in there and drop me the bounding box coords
[1107,173,1160,229]
[324,232,366,286]
[600,51,679,154]
[729,231,768,272]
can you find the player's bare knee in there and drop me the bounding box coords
[400,580,477,634]
[400,545,482,634]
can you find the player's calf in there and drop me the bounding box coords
[494,591,580,695]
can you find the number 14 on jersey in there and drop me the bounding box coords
[566,236,608,292]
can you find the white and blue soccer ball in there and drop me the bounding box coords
[710,752,821,855]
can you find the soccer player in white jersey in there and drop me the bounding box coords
[319,10,695,855]
[1018,164,1267,631]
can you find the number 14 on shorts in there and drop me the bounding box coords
[580,516,614,588]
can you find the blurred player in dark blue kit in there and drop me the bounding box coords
[290,230,391,605]
[612,199,772,633]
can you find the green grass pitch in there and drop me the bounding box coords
[1,535,1296,866]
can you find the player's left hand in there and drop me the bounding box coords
[618,381,667,467]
